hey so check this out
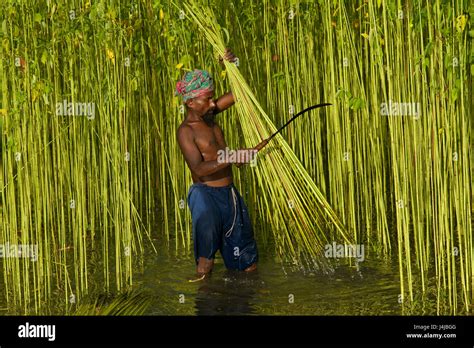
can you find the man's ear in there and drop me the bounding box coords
[186,99,194,109]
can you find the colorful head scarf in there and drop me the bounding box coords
[175,69,214,102]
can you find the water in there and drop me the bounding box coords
[0,231,469,315]
[137,238,404,315]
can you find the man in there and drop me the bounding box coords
[175,49,268,279]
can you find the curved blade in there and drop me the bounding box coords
[268,103,332,141]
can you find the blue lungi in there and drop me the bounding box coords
[187,182,258,271]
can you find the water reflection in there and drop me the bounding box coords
[195,270,262,315]
[138,251,468,315]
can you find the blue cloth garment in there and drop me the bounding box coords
[187,182,258,271]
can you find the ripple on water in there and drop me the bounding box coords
[136,243,409,315]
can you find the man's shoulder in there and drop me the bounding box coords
[177,122,194,139]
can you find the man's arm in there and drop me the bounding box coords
[177,126,232,177]
[214,48,237,115]
[213,92,235,115]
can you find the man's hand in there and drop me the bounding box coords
[219,48,237,67]
[233,148,257,168]
[234,139,269,168]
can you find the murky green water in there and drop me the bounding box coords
[132,221,471,316]
[134,237,402,315]
[0,230,468,316]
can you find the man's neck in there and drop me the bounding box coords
[186,111,214,125]
[186,110,203,122]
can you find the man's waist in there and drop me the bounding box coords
[194,176,233,188]
[194,177,234,188]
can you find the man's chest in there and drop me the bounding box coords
[192,123,226,154]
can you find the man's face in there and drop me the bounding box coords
[186,90,216,117]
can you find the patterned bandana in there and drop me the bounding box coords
[175,69,214,102]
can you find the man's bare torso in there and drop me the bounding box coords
[180,116,232,187]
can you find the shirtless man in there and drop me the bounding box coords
[175,50,268,278]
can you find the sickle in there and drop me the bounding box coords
[267,103,332,142]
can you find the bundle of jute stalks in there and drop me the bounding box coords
[181,1,353,272]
